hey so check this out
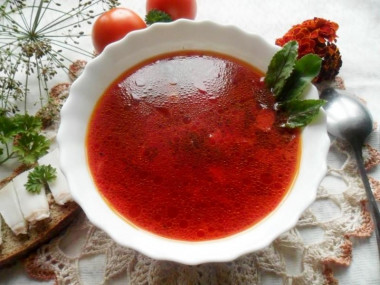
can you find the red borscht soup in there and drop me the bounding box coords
[87,51,300,241]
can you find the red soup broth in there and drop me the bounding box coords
[87,51,301,241]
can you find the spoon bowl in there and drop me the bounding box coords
[321,88,373,145]
[320,88,380,261]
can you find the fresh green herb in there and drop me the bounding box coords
[276,53,322,102]
[25,164,57,194]
[145,9,173,25]
[279,99,326,128]
[0,114,50,165]
[265,41,298,97]
[13,114,42,134]
[0,115,17,144]
[13,133,50,165]
[265,40,325,128]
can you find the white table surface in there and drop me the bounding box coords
[0,0,379,284]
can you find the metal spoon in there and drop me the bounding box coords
[320,88,380,258]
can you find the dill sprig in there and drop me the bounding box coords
[0,0,119,167]
[0,0,119,115]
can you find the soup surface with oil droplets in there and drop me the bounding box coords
[87,51,301,241]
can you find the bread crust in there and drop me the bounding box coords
[0,201,80,268]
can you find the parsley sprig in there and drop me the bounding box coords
[0,114,50,165]
[265,41,326,128]
[25,164,57,194]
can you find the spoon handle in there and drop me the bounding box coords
[352,144,380,260]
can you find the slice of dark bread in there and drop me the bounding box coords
[0,201,80,268]
[0,62,87,269]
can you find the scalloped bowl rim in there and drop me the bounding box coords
[57,19,330,265]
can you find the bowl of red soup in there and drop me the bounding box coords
[58,20,330,264]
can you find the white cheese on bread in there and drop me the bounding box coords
[38,148,72,205]
[13,170,50,223]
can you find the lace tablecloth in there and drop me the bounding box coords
[1,0,380,284]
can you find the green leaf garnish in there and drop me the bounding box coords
[25,164,57,194]
[279,99,326,128]
[265,41,325,128]
[13,133,50,165]
[265,41,298,97]
[145,9,173,25]
[277,54,322,102]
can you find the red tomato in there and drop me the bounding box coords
[92,8,146,53]
[146,0,197,20]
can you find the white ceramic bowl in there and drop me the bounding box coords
[57,20,330,265]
